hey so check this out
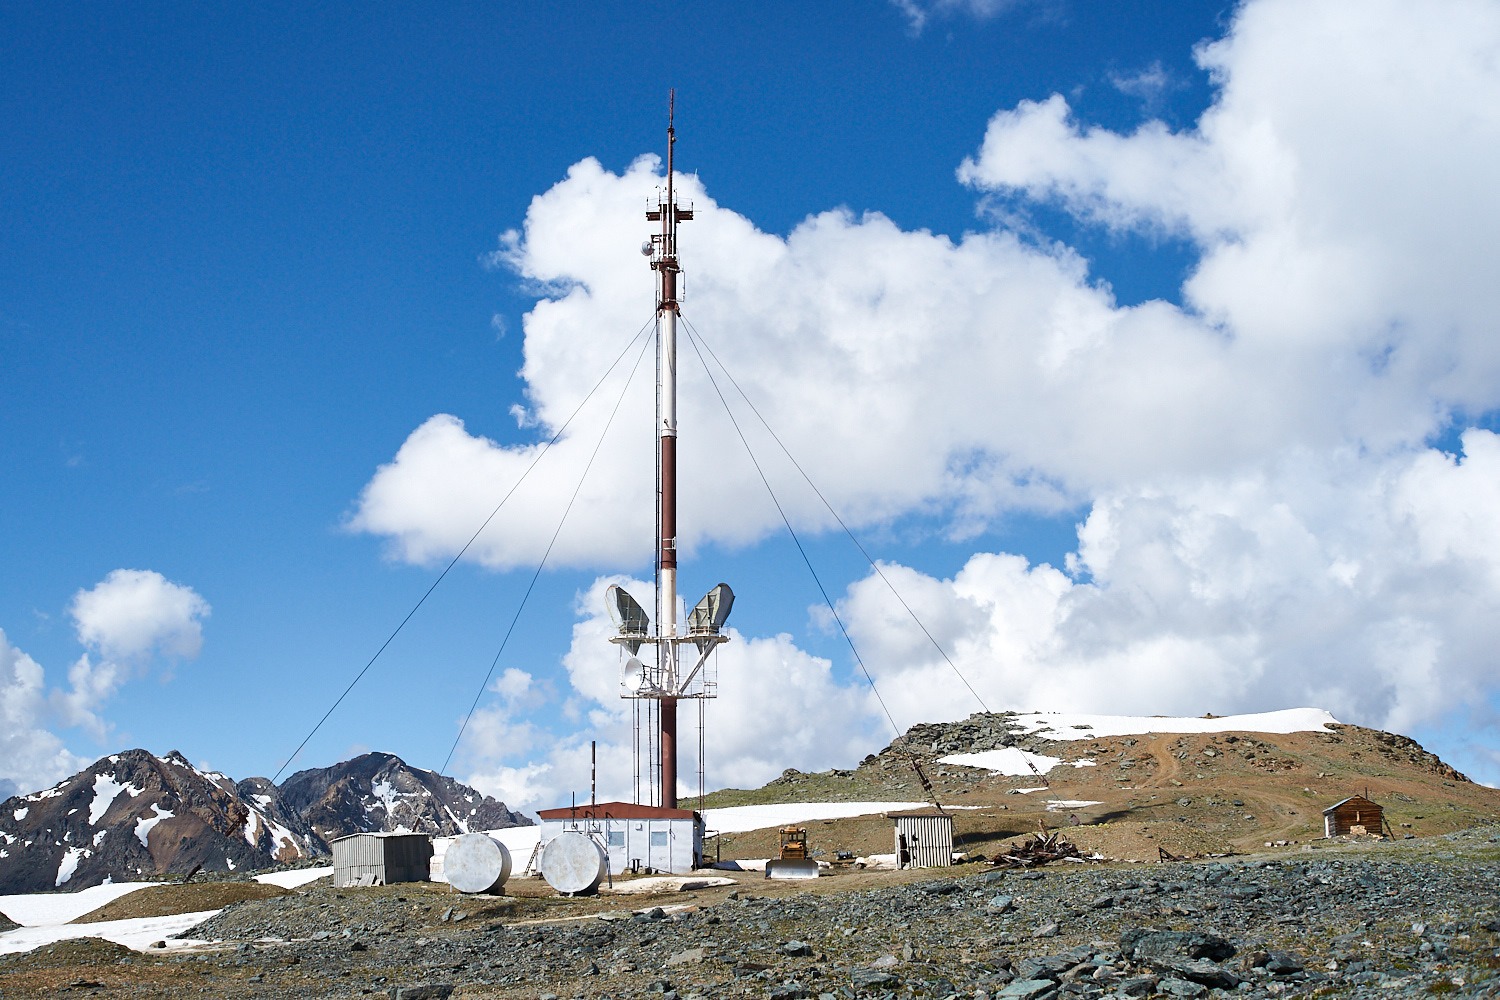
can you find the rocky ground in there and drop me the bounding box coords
[3,825,1498,1000]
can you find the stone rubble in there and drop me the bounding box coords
[66,824,1486,999]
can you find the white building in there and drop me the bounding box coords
[536,801,704,875]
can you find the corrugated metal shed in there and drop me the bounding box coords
[1322,795,1384,838]
[889,809,953,869]
[536,801,704,875]
[331,832,434,887]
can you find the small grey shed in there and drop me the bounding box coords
[331,831,434,888]
[890,808,953,869]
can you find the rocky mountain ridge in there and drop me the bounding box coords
[277,751,529,845]
[0,749,529,895]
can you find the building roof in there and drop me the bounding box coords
[888,808,951,819]
[1321,795,1380,815]
[329,831,433,843]
[536,800,698,821]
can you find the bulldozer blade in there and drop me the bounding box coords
[764,859,820,880]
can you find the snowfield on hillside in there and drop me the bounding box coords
[937,747,1096,774]
[0,881,152,927]
[1006,708,1338,742]
[938,709,1338,772]
[0,910,218,955]
[253,867,332,889]
[702,802,935,834]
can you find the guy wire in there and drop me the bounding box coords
[271,313,657,783]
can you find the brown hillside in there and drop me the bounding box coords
[71,881,292,923]
[691,715,1500,863]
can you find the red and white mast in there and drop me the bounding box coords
[608,94,733,812]
[654,95,685,809]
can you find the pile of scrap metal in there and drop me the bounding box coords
[990,826,1103,868]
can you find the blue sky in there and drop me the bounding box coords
[6,0,1500,809]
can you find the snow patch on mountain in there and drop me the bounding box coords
[88,773,143,825]
[55,846,88,886]
[134,805,172,848]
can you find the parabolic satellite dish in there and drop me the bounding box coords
[622,656,647,694]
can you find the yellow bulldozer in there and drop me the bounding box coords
[764,826,820,879]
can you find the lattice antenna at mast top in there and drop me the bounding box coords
[646,90,693,276]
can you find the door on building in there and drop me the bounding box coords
[648,823,671,872]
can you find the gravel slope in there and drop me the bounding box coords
[2,825,1496,999]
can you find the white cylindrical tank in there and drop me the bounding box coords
[442,833,513,894]
[539,832,607,895]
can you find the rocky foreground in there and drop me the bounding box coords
[3,826,1499,999]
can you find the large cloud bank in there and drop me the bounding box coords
[353,0,1500,801]
[0,570,210,795]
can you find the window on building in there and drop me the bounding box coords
[650,831,668,847]
[608,831,624,847]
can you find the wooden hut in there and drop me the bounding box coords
[331,831,434,887]
[1322,795,1384,838]
[889,808,953,869]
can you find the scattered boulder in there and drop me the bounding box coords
[1015,955,1074,981]
[768,987,814,1000]
[1119,928,1236,964]
[391,986,455,1000]
[1168,958,1241,989]
[852,968,901,991]
[1158,976,1207,998]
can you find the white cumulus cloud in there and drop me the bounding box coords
[71,569,211,662]
[1,570,211,795]
[838,431,1500,744]
[0,629,90,798]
